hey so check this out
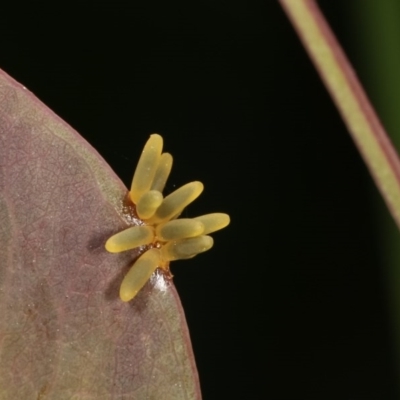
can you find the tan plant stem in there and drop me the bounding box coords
[279,0,400,230]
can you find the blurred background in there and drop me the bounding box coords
[1,1,399,398]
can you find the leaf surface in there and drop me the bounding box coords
[0,70,201,400]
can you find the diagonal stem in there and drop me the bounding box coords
[279,0,400,230]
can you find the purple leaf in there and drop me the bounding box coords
[0,69,201,399]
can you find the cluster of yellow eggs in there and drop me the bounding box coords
[105,134,230,302]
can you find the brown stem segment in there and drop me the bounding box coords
[280,0,400,229]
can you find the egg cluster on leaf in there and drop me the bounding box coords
[105,134,230,302]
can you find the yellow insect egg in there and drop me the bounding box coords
[105,134,230,302]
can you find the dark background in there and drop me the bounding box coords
[1,1,398,399]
